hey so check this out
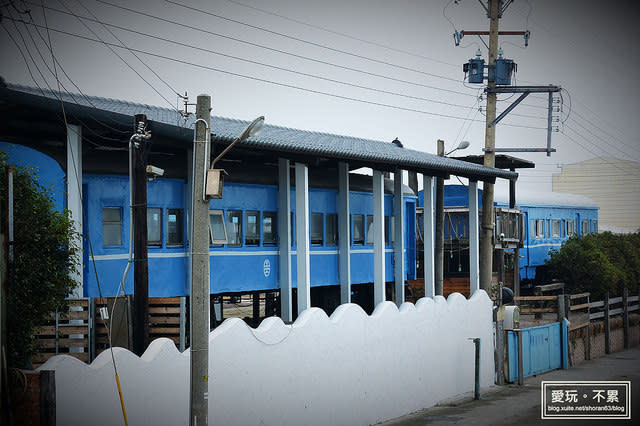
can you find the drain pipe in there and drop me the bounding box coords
[469,337,481,400]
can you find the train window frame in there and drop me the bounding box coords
[147,207,162,247]
[581,219,589,235]
[227,210,243,247]
[567,220,575,237]
[384,216,390,245]
[311,212,324,246]
[365,215,374,245]
[391,216,395,243]
[167,208,184,246]
[535,219,544,238]
[592,220,597,234]
[551,219,561,237]
[245,210,260,246]
[326,213,338,246]
[208,210,228,245]
[262,211,277,246]
[291,212,295,247]
[102,207,123,247]
[352,214,364,245]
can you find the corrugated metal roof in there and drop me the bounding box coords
[4,82,517,181]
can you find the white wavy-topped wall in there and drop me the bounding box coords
[39,291,495,426]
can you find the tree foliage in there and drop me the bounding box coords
[546,232,640,300]
[0,151,79,368]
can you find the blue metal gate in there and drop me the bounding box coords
[507,321,568,383]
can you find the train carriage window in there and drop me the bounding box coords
[311,213,324,245]
[291,212,295,247]
[365,215,374,244]
[147,208,162,246]
[581,219,589,235]
[245,211,260,246]
[326,214,338,246]
[567,220,575,237]
[209,210,227,245]
[262,212,277,245]
[353,214,364,245]
[102,207,122,246]
[552,220,561,237]
[227,210,242,246]
[592,220,597,234]
[167,209,184,246]
[391,216,395,243]
[534,219,544,238]
[384,216,390,245]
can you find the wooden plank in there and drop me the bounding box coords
[610,296,623,305]
[629,305,639,312]
[148,306,181,314]
[628,296,639,303]
[590,312,604,320]
[520,307,557,313]
[570,303,590,311]
[36,338,88,348]
[569,322,589,331]
[610,307,623,316]
[515,295,557,301]
[590,301,605,309]
[570,292,590,300]
[149,297,182,305]
[149,327,180,335]
[149,316,181,325]
[34,326,88,336]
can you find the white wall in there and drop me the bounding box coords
[40,292,495,426]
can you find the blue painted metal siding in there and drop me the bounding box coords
[507,321,569,382]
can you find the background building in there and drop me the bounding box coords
[552,158,639,234]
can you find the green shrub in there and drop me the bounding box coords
[0,151,79,368]
[546,232,640,300]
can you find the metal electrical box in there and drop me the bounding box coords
[503,305,520,330]
[495,58,516,85]
[465,58,485,83]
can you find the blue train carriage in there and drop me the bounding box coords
[416,184,598,291]
[504,190,599,284]
[1,139,417,315]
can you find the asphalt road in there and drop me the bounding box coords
[381,345,640,425]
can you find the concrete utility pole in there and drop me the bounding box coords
[190,95,211,426]
[132,114,149,356]
[435,139,445,296]
[479,0,500,292]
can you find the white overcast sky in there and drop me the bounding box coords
[1,0,639,195]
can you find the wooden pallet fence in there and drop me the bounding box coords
[148,297,186,347]
[32,299,90,368]
[94,296,133,357]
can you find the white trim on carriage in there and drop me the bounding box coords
[91,248,400,260]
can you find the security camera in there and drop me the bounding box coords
[146,165,164,177]
[499,232,505,241]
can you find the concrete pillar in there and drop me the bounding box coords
[295,163,310,314]
[393,169,405,307]
[66,124,83,298]
[469,180,480,294]
[278,158,292,321]
[373,170,385,306]
[338,162,351,304]
[423,175,435,298]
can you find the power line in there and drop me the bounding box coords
[23,4,481,111]
[80,0,480,99]
[72,0,181,98]
[9,17,550,128]
[221,0,459,69]
[163,0,463,84]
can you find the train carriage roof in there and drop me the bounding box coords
[0,81,517,183]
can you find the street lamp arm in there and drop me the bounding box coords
[210,116,264,168]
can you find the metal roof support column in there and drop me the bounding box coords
[66,123,83,298]
[469,180,480,295]
[338,162,351,304]
[278,158,292,322]
[373,170,385,306]
[295,162,310,314]
[393,169,405,307]
[423,175,435,298]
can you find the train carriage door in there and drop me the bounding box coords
[405,200,416,280]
